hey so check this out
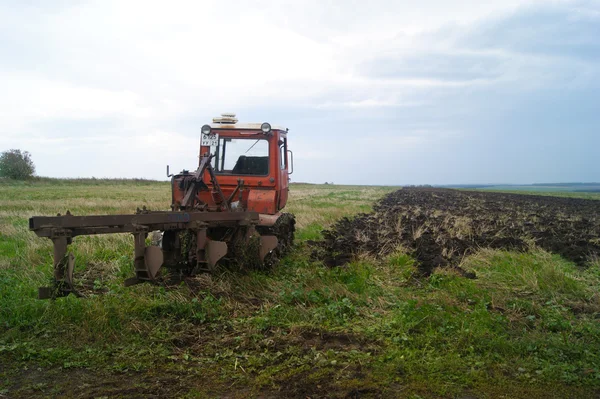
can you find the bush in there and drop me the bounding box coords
[0,149,35,180]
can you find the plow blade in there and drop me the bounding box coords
[206,240,228,269]
[38,253,75,299]
[144,246,164,279]
[125,244,165,286]
[259,235,278,261]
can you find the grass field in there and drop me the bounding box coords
[1,181,600,398]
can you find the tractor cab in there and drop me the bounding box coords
[171,113,293,215]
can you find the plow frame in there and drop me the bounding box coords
[29,210,277,299]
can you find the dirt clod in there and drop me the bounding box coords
[313,188,600,274]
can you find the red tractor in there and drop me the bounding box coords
[29,113,295,298]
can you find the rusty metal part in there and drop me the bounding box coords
[144,246,164,279]
[29,210,257,238]
[207,240,228,269]
[193,228,227,273]
[227,179,244,207]
[30,210,260,298]
[248,189,277,214]
[178,153,231,212]
[38,232,77,299]
[257,213,295,258]
[206,159,230,211]
[258,212,281,227]
[259,235,278,261]
[182,155,212,208]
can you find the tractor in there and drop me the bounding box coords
[29,113,295,299]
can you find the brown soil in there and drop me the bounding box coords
[313,188,600,274]
[4,363,598,398]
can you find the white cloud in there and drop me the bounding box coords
[0,0,598,183]
[315,99,425,109]
[0,75,152,133]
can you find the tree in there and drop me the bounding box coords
[0,149,36,179]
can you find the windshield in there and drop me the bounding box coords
[213,137,269,175]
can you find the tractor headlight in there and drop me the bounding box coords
[261,122,272,134]
[201,124,212,135]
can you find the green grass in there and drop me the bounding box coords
[1,181,599,398]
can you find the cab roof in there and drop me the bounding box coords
[209,123,288,131]
[210,113,287,132]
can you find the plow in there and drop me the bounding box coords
[29,113,295,299]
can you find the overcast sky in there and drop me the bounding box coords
[1,0,598,185]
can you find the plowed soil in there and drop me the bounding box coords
[314,188,600,274]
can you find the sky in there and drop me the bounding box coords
[0,0,599,185]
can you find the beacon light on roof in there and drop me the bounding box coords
[213,113,238,124]
[201,124,212,135]
[261,122,272,134]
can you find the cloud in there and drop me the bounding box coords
[0,0,598,184]
[359,50,506,82]
[462,2,600,62]
[0,75,151,132]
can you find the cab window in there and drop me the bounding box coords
[214,138,269,175]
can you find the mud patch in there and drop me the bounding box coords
[298,330,373,352]
[259,366,381,399]
[3,367,198,399]
[313,188,600,274]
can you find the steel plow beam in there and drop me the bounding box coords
[29,210,259,238]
